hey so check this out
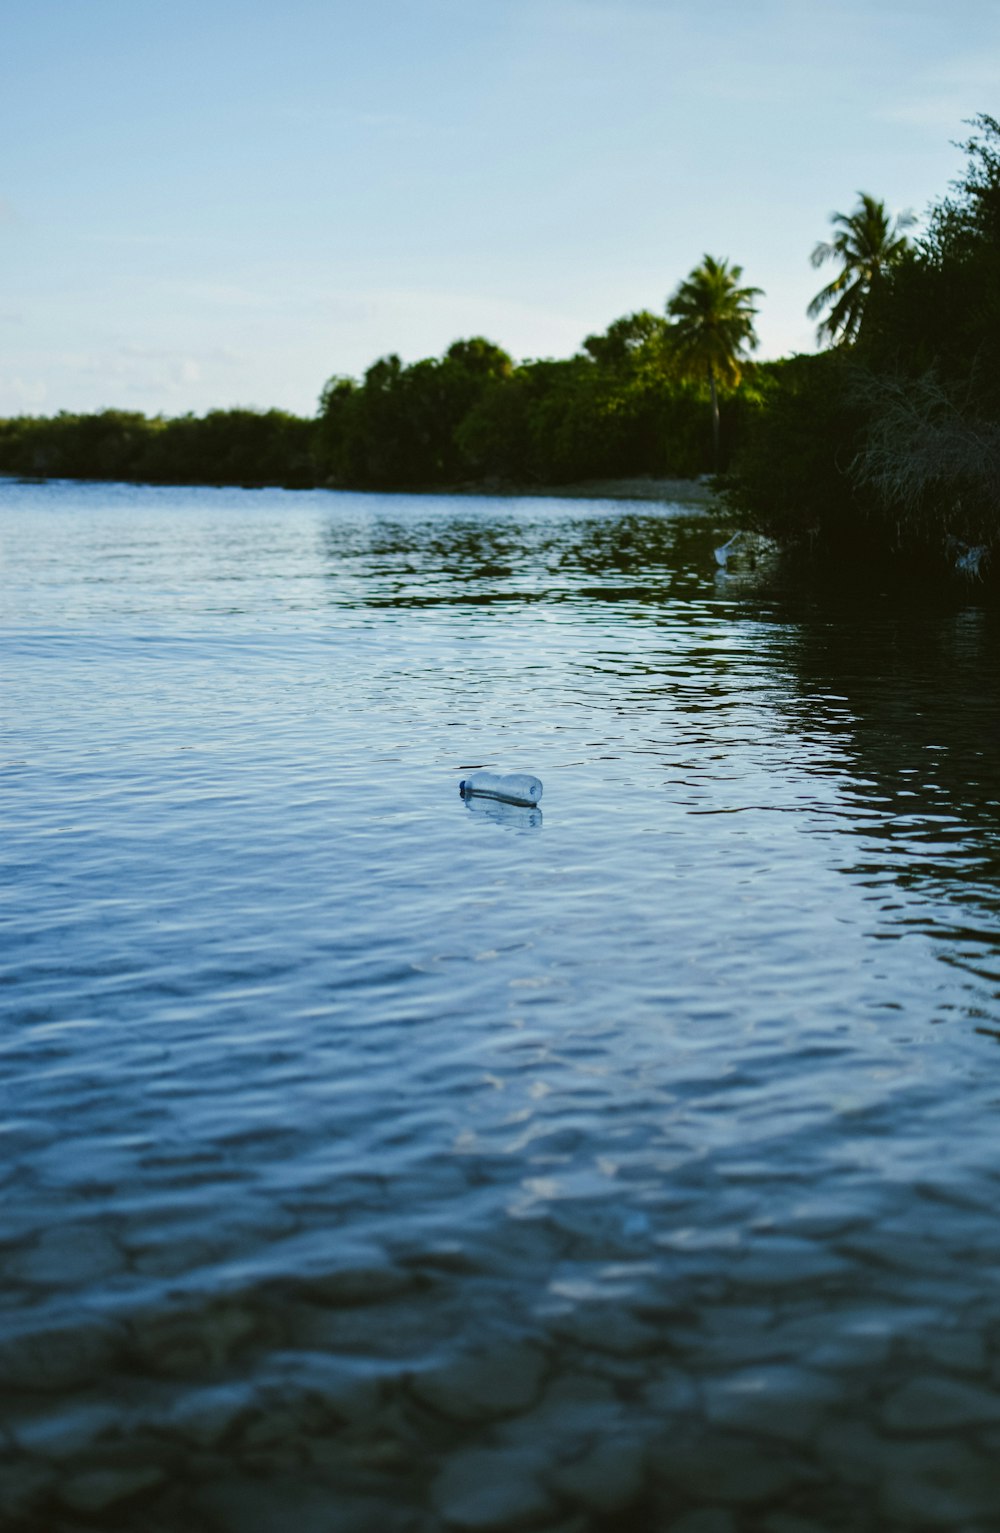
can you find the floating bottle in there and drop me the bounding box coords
[459,771,543,808]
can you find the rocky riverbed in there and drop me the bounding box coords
[4,1191,1000,1532]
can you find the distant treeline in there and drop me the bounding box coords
[0,320,755,494]
[0,409,318,489]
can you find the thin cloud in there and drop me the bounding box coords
[167,280,284,310]
[46,349,207,396]
[117,343,244,366]
[879,100,972,132]
[0,376,47,409]
[876,51,1000,132]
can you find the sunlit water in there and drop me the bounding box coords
[3,479,1000,1531]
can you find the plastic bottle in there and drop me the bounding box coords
[459,771,543,808]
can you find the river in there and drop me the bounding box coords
[3,478,1000,1531]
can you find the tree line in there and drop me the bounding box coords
[315,309,756,491]
[0,302,759,492]
[0,408,317,489]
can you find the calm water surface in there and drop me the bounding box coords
[3,479,1000,1531]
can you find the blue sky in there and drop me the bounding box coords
[1,0,997,417]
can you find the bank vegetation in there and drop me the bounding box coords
[725,115,1000,581]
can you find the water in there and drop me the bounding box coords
[2,478,1000,1531]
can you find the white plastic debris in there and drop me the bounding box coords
[714,531,742,567]
[459,771,543,808]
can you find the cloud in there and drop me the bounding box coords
[46,348,210,398]
[0,376,48,409]
[118,344,195,363]
[875,52,1000,133]
[168,279,285,311]
[878,98,977,133]
[122,353,202,394]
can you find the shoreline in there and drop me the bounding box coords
[449,474,719,505]
[3,470,721,505]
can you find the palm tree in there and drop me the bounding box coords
[808,193,915,346]
[667,255,762,468]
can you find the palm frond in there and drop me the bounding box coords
[807,193,915,344]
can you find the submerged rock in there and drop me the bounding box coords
[550,1304,660,1358]
[127,1297,268,1377]
[57,1463,166,1514]
[701,1365,840,1445]
[881,1373,1000,1432]
[0,1319,121,1392]
[650,1430,804,1506]
[432,1447,556,1530]
[167,1380,258,1447]
[410,1341,548,1421]
[13,1400,124,1459]
[545,1432,648,1513]
[5,1223,123,1288]
[878,1438,1000,1525]
[666,1512,738,1533]
[195,1476,414,1533]
[0,1461,56,1518]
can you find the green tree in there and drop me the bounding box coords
[315,339,513,489]
[666,255,762,468]
[581,310,671,374]
[808,193,915,346]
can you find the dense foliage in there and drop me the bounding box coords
[727,116,1000,578]
[315,320,749,488]
[0,409,317,488]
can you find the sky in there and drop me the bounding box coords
[1,0,997,418]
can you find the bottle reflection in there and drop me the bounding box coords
[462,794,543,831]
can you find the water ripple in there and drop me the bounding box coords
[4,481,1000,1527]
